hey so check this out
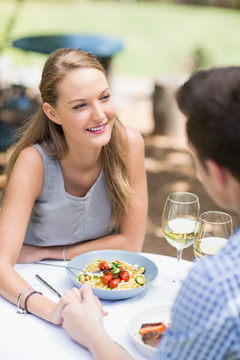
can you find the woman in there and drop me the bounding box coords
[0,48,147,322]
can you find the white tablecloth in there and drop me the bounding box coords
[0,253,194,360]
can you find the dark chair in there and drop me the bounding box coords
[0,120,17,153]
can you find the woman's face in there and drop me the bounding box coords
[51,67,115,149]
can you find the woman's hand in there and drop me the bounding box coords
[16,244,46,263]
[16,244,63,263]
[51,287,83,325]
[51,286,107,325]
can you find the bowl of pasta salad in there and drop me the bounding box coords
[66,250,159,300]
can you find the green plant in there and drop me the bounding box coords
[0,0,24,54]
[190,46,212,72]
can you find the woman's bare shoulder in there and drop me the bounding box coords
[12,146,44,183]
[7,146,44,198]
[124,126,144,145]
[124,125,144,150]
[17,146,43,166]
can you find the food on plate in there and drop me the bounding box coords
[139,321,170,348]
[77,259,146,290]
[139,322,167,336]
[142,331,163,348]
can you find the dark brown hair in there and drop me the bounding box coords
[177,66,240,181]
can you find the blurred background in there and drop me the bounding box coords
[1,0,240,260]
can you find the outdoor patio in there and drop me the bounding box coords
[0,62,236,261]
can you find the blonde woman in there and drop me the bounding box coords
[0,48,147,322]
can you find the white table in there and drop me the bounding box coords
[0,253,194,360]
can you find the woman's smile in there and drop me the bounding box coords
[86,121,108,134]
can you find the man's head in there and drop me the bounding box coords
[177,67,240,183]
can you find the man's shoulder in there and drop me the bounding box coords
[171,245,238,326]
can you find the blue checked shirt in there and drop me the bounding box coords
[154,225,240,360]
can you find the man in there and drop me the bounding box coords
[61,67,240,360]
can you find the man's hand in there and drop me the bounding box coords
[61,284,106,347]
[61,285,133,360]
[49,285,107,325]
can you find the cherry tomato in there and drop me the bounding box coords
[99,261,109,271]
[120,270,130,282]
[109,277,121,289]
[102,272,113,285]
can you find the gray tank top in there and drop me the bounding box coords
[24,144,115,247]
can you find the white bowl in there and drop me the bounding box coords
[128,303,173,358]
[66,250,158,300]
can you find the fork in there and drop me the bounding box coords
[31,261,103,276]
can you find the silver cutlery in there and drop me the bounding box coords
[35,274,62,298]
[31,261,103,276]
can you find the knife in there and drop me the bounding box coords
[35,274,62,298]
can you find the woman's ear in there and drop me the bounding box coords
[42,102,61,125]
[205,159,228,190]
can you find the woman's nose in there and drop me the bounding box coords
[91,103,105,122]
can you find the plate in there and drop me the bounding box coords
[66,250,158,300]
[128,303,173,359]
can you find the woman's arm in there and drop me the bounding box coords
[0,147,69,323]
[20,127,148,261]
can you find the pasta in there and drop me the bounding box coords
[77,259,146,290]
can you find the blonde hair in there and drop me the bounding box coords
[6,48,132,227]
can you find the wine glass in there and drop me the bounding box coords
[162,192,200,292]
[194,211,233,260]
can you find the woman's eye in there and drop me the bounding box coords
[73,103,86,110]
[101,94,111,101]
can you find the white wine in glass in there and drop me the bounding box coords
[162,192,200,292]
[194,211,233,260]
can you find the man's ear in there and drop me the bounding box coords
[205,159,228,190]
[42,102,61,125]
